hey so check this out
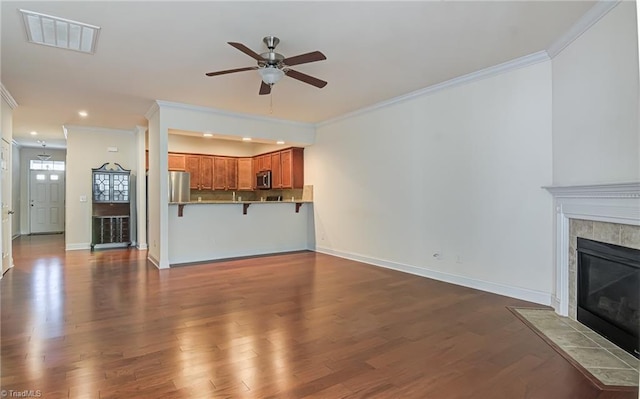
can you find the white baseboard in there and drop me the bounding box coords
[148,254,160,269]
[66,243,91,251]
[315,246,552,306]
[137,243,148,250]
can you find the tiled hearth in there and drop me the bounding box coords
[514,308,638,387]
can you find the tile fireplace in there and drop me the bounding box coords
[545,182,640,324]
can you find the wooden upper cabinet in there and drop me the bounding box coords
[281,148,304,189]
[168,153,186,171]
[259,154,272,171]
[213,157,226,190]
[213,157,237,190]
[185,155,201,190]
[237,158,253,191]
[226,158,238,190]
[170,147,303,192]
[271,152,282,189]
[200,156,214,190]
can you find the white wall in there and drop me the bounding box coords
[307,61,554,304]
[552,2,639,185]
[18,147,66,235]
[65,126,137,250]
[168,135,280,156]
[160,101,315,146]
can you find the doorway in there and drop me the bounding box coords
[1,139,11,274]
[29,163,65,234]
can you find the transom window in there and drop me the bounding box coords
[30,160,65,171]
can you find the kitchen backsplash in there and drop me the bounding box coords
[190,188,304,202]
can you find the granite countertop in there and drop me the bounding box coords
[169,200,313,205]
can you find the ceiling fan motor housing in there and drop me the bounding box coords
[263,36,279,49]
[260,51,285,66]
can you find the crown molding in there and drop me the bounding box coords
[145,101,160,120]
[543,182,640,198]
[546,0,621,59]
[155,100,315,129]
[316,50,550,128]
[0,84,18,110]
[64,125,136,136]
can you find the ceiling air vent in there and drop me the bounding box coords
[19,9,100,54]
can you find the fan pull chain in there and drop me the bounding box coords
[270,90,274,114]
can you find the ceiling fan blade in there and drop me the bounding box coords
[259,81,271,95]
[283,51,326,66]
[285,69,327,88]
[228,42,263,61]
[205,66,257,77]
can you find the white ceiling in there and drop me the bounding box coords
[1,1,596,149]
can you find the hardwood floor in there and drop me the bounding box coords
[1,234,637,398]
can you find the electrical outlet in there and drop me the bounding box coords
[456,255,463,264]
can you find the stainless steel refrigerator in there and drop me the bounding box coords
[168,171,190,203]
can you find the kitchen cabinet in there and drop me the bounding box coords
[213,157,237,190]
[254,154,271,172]
[280,148,304,189]
[168,153,186,171]
[237,158,253,190]
[271,152,282,189]
[185,155,213,190]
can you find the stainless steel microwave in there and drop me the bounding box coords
[256,170,271,189]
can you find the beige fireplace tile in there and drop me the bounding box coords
[620,224,640,250]
[544,329,600,348]
[570,219,593,239]
[562,347,631,369]
[592,221,622,245]
[528,317,572,330]
[515,308,557,321]
[608,348,640,371]
[583,331,620,349]
[564,318,593,332]
[585,367,639,387]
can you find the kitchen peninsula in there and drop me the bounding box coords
[163,141,314,266]
[168,198,313,265]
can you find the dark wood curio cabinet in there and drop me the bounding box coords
[91,163,131,250]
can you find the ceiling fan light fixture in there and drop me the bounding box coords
[258,67,284,85]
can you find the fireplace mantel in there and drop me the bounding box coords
[544,182,640,317]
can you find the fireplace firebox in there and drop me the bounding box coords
[577,237,639,358]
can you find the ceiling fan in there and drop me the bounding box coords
[205,36,327,95]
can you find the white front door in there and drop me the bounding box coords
[30,169,65,234]
[1,139,11,274]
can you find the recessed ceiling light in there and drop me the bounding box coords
[78,110,88,117]
[276,140,285,145]
[30,131,38,136]
[203,133,213,137]
[19,9,101,54]
[242,137,252,142]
